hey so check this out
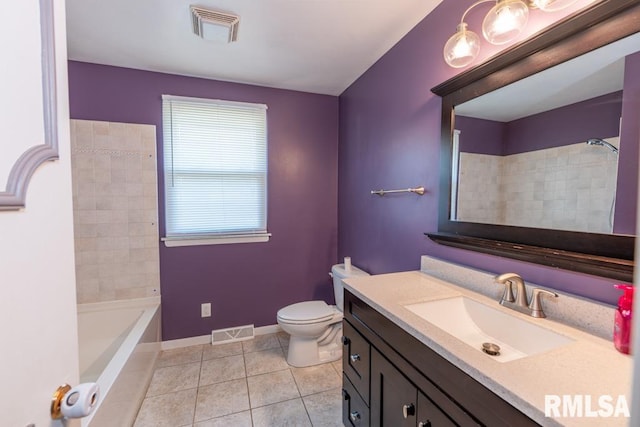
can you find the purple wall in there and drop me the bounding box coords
[456,116,505,155]
[338,0,629,305]
[614,52,640,235]
[504,92,622,155]
[68,62,339,340]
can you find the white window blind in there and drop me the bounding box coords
[162,95,269,245]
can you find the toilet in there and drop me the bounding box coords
[276,263,370,367]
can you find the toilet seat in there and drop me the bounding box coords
[277,301,338,325]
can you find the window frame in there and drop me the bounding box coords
[160,94,270,247]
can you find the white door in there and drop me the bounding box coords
[0,1,80,426]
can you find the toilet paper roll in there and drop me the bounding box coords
[61,382,100,419]
[344,256,352,273]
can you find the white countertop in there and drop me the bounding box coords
[343,270,632,427]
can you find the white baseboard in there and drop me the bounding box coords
[255,324,282,335]
[161,324,282,350]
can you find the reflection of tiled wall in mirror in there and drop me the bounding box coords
[457,154,503,224]
[457,138,619,233]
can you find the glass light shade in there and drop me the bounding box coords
[482,0,529,45]
[443,23,481,68]
[530,0,579,12]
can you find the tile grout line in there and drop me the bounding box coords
[282,339,315,426]
[134,346,201,426]
[192,346,204,425]
[241,345,255,426]
[299,395,315,427]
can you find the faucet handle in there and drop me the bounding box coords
[494,273,516,304]
[529,288,558,318]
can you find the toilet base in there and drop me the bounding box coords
[286,337,342,367]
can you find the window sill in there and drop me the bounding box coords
[162,233,271,247]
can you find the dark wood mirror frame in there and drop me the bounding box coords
[428,0,640,282]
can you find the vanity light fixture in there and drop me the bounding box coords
[443,0,579,68]
[482,0,530,45]
[530,0,579,11]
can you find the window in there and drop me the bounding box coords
[161,95,269,246]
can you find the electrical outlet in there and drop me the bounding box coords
[201,303,212,318]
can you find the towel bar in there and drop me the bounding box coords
[371,186,425,197]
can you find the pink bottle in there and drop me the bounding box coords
[613,284,634,355]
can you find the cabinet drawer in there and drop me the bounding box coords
[343,374,370,427]
[343,319,370,404]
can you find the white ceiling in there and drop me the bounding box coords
[65,0,444,96]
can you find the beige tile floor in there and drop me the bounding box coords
[134,332,344,427]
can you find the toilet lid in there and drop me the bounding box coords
[277,301,335,323]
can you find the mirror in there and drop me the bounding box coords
[429,1,639,282]
[452,33,639,235]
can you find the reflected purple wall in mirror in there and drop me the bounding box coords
[614,51,640,235]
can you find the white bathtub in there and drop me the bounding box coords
[77,297,161,427]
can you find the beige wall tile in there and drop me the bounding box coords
[126,183,144,196]
[92,120,109,136]
[93,153,111,170]
[115,288,149,300]
[71,119,159,303]
[111,167,127,183]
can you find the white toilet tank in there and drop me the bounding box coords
[331,263,369,311]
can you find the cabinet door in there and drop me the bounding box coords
[371,349,419,427]
[417,390,458,427]
[343,374,370,427]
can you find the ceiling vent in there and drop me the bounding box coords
[190,6,239,43]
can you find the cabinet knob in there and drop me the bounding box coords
[349,411,361,422]
[342,336,350,345]
[402,403,415,418]
[349,353,361,363]
[418,421,432,427]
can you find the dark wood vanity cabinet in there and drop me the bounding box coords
[342,290,540,427]
[371,348,458,427]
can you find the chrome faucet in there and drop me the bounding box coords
[495,273,528,307]
[529,288,558,318]
[494,273,558,318]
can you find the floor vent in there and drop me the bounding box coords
[211,324,254,345]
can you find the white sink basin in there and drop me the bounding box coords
[405,297,574,362]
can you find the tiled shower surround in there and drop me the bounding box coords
[71,119,160,303]
[457,139,619,234]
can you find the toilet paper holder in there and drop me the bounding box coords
[51,384,71,419]
[51,383,100,420]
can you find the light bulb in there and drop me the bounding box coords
[443,23,481,68]
[482,0,529,45]
[530,0,579,12]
